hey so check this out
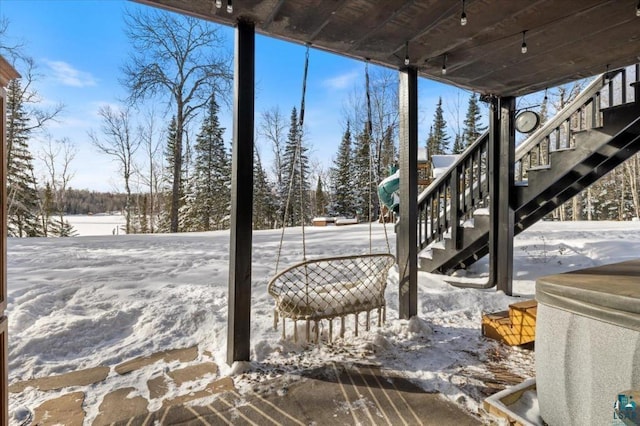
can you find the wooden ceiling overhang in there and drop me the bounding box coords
[134,0,640,97]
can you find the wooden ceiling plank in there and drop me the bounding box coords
[461,11,639,91]
[134,0,640,97]
[347,0,417,52]
[443,0,615,75]
[495,31,640,96]
[262,0,286,30]
[407,0,552,64]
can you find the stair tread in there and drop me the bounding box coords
[550,147,575,153]
[482,302,537,346]
[527,164,551,171]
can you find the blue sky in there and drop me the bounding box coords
[2,0,473,192]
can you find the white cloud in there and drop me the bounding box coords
[322,70,359,90]
[45,60,98,88]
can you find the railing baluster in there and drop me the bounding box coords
[434,190,440,239]
[418,202,423,248]
[450,166,460,250]
[608,76,614,107]
[429,196,434,243]
[621,68,627,104]
[482,143,488,202]
[631,64,640,102]
[461,160,468,214]
[472,149,478,210]
[593,92,600,128]
[467,155,473,210]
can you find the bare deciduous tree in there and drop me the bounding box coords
[40,136,76,236]
[121,7,233,232]
[259,106,287,188]
[89,105,141,234]
[342,68,398,175]
[0,17,25,61]
[135,109,165,233]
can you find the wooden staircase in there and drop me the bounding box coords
[482,300,537,346]
[417,65,640,276]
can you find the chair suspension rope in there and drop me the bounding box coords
[365,60,374,254]
[298,44,310,262]
[275,43,311,273]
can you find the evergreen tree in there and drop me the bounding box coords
[430,97,450,155]
[452,134,464,154]
[6,78,42,237]
[163,116,179,190]
[330,123,355,216]
[157,117,180,232]
[315,176,328,216]
[352,127,375,221]
[48,217,77,237]
[139,195,149,233]
[181,96,230,231]
[253,148,277,230]
[280,107,310,226]
[379,125,397,177]
[178,178,197,232]
[122,8,232,233]
[462,93,486,148]
[425,126,436,160]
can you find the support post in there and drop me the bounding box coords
[0,56,18,426]
[397,67,418,319]
[227,20,255,364]
[488,96,515,296]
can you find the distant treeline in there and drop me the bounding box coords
[63,189,129,215]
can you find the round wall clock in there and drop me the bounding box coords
[515,110,541,133]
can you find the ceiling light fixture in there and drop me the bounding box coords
[214,0,233,13]
[636,1,640,16]
[461,0,467,26]
[521,30,528,54]
[404,41,410,66]
[442,54,448,75]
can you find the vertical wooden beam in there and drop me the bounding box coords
[0,56,20,425]
[227,20,255,364]
[450,165,460,250]
[0,56,18,426]
[0,319,6,426]
[488,96,515,296]
[397,67,418,319]
[0,83,7,426]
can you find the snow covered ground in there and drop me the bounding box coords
[7,218,640,423]
[63,214,127,236]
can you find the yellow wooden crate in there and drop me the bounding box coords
[482,300,537,346]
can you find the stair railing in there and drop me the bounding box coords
[515,65,637,181]
[417,131,489,251]
[415,64,638,258]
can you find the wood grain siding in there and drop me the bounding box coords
[0,55,19,426]
[0,318,6,426]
